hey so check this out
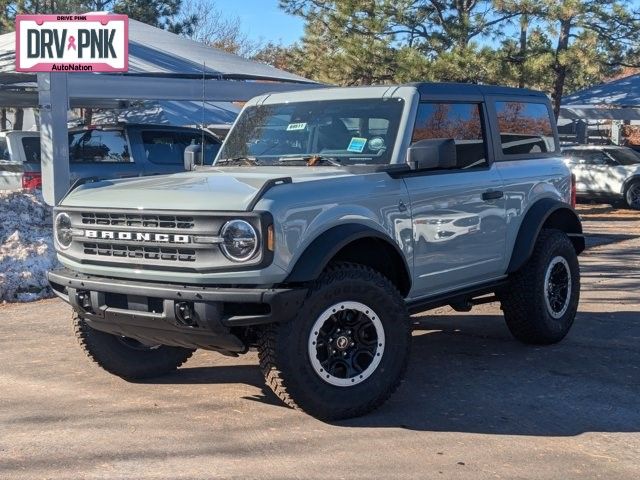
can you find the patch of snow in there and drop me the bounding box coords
[0,190,57,302]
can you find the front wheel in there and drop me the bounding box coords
[258,263,411,421]
[73,313,194,379]
[625,181,640,210]
[500,229,580,345]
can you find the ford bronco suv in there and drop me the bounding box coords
[48,83,585,420]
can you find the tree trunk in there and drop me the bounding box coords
[14,108,24,130]
[83,108,93,125]
[518,15,528,89]
[551,18,572,119]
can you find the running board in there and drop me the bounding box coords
[406,280,507,315]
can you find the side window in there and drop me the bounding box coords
[142,131,220,165]
[495,101,557,156]
[0,138,9,161]
[583,152,609,165]
[22,137,42,164]
[69,130,130,163]
[412,103,487,169]
[568,150,607,165]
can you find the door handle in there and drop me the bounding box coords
[482,190,504,201]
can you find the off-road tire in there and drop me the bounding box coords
[73,312,194,379]
[257,262,411,421]
[501,229,580,345]
[624,180,640,210]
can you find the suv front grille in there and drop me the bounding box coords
[81,212,195,230]
[62,209,266,272]
[83,243,197,262]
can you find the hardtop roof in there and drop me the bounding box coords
[408,82,547,98]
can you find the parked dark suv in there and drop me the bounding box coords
[8,124,222,189]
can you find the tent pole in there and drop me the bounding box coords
[38,73,70,206]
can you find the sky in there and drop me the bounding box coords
[213,0,640,48]
[215,0,305,46]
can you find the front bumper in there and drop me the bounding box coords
[48,268,307,353]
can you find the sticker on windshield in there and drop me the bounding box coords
[286,122,307,131]
[347,137,367,153]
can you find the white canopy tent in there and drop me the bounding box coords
[560,74,640,121]
[0,18,320,204]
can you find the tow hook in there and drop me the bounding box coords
[175,302,197,326]
[76,290,92,311]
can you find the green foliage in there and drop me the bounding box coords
[280,0,640,114]
[112,0,193,34]
[0,0,192,33]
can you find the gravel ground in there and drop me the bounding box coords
[0,204,638,479]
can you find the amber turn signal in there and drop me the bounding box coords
[267,225,275,251]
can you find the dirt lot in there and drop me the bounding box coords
[1,204,639,479]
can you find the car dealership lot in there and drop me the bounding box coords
[1,204,639,480]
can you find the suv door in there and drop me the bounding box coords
[565,149,612,194]
[403,102,506,297]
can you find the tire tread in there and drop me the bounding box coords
[257,262,410,420]
[73,312,194,379]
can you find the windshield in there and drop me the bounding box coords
[216,98,405,166]
[607,148,640,166]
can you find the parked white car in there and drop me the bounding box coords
[0,131,39,190]
[562,145,640,209]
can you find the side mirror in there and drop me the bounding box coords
[407,139,457,170]
[184,144,202,171]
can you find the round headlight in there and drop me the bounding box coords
[54,212,73,250]
[220,220,259,262]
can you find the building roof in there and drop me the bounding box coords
[0,18,313,83]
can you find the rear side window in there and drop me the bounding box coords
[142,131,220,165]
[22,137,41,163]
[412,103,487,169]
[0,138,9,161]
[69,130,130,163]
[495,101,557,156]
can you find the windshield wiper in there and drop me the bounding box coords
[278,155,342,167]
[215,156,261,166]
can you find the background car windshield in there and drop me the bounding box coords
[608,148,640,165]
[218,98,404,165]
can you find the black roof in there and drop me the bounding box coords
[408,82,547,98]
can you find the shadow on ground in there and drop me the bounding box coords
[145,310,640,437]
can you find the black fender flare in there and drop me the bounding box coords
[285,223,411,289]
[507,198,584,273]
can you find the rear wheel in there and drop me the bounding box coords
[500,229,580,345]
[73,313,194,379]
[625,181,640,210]
[258,263,411,421]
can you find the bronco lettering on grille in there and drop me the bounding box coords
[84,230,190,243]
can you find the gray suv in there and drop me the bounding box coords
[48,84,584,420]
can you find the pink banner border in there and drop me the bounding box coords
[15,14,129,73]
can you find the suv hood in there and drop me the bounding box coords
[61,167,354,211]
